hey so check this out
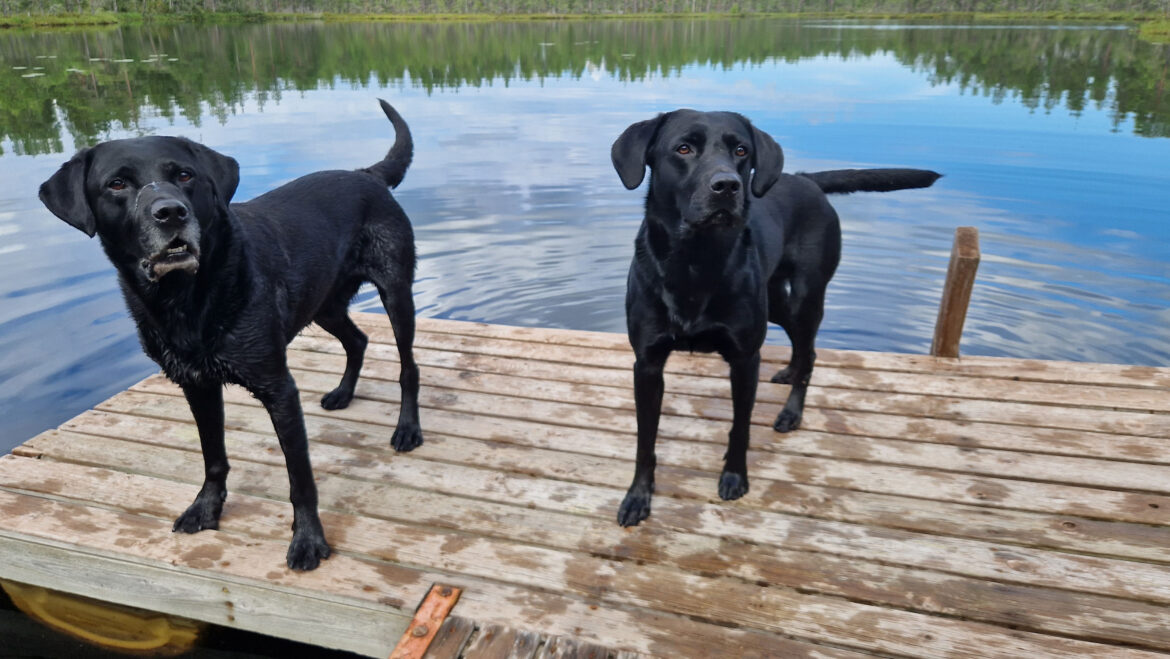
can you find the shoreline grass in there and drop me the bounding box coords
[1,9,1168,31]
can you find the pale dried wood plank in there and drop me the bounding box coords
[0,488,419,656]
[13,436,1170,650]
[291,338,1170,465]
[299,328,1170,438]
[294,335,1170,415]
[535,637,610,659]
[76,402,1170,565]
[387,316,1170,390]
[106,383,1170,539]
[424,616,476,659]
[0,474,827,659]
[0,457,1154,659]
[462,624,541,659]
[24,426,1170,613]
[182,372,1170,526]
[285,348,1170,491]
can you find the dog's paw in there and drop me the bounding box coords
[172,500,221,534]
[770,366,795,384]
[286,528,331,571]
[617,487,653,527]
[718,470,749,500]
[320,386,355,410]
[773,408,802,433]
[390,422,423,452]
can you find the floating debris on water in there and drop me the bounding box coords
[66,68,86,74]
[12,66,27,70]
[21,73,45,78]
[112,58,134,63]
[89,57,107,62]
[35,55,57,59]
[168,58,179,62]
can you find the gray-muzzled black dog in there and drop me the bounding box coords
[38,100,422,570]
[612,109,940,526]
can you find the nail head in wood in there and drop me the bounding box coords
[931,226,981,359]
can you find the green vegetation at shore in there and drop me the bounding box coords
[1140,19,1170,41]
[1,1,1169,28]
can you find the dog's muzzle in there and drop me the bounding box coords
[136,183,201,281]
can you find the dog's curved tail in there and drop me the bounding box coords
[800,168,941,195]
[362,99,413,189]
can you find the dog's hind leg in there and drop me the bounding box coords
[369,266,422,452]
[314,289,367,411]
[173,383,229,533]
[769,275,828,433]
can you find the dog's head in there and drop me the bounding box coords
[611,109,783,231]
[39,136,239,283]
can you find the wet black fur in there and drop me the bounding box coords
[611,109,940,526]
[38,100,422,570]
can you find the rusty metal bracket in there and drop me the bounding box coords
[389,583,463,659]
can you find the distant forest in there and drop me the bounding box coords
[6,0,1170,17]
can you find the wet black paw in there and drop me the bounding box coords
[286,529,331,571]
[390,422,423,452]
[617,487,653,527]
[718,470,749,500]
[172,499,221,534]
[773,408,802,433]
[320,386,355,410]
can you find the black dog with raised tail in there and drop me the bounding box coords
[612,109,939,526]
[39,100,422,570]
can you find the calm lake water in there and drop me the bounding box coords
[1,18,1168,456]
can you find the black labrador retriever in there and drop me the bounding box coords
[39,100,422,570]
[611,109,939,526]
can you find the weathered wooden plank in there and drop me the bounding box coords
[0,476,829,659]
[423,616,477,659]
[158,373,1170,526]
[389,316,1170,390]
[78,401,1170,565]
[462,624,541,659]
[294,334,1170,415]
[285,348,1170,491]
[0,488,419,656]
[931,226,981,358]
[0,456,1155,659]
[296,329,1170,437]
[21,427,1170,617]
[12,435,1170,651]
[535,636,610,659]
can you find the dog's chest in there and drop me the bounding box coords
[140,326,237,388]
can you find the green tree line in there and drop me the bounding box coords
[4,0,1170,16]
[1,18,1167,156]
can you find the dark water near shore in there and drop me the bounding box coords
[1,18,1168,454]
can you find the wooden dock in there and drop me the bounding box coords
[2,313,1169,658]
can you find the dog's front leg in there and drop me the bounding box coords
[721,352,760,500]
[256,371,332,571]
[174,383,229,533]
[618,352,668,527]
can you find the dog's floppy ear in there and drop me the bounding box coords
[181,139,240,204]
[745,119,784,198]
[611,114,666,190]
[39,149,96,237]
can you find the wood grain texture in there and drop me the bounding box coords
[931,226,981,358]
[3,317,1169,658]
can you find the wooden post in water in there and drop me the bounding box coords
[931,227,980,358]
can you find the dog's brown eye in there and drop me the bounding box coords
[735,145,748,157]
[676,144,692,155]
[107,178,126,191]
[177,170,193,183]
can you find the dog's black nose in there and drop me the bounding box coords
[151,199,189,226]
[710,173,741,195]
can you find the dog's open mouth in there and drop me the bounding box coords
[695,209,740,228]
[143,239,200,281]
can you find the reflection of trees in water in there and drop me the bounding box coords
[1,19,1166,155]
